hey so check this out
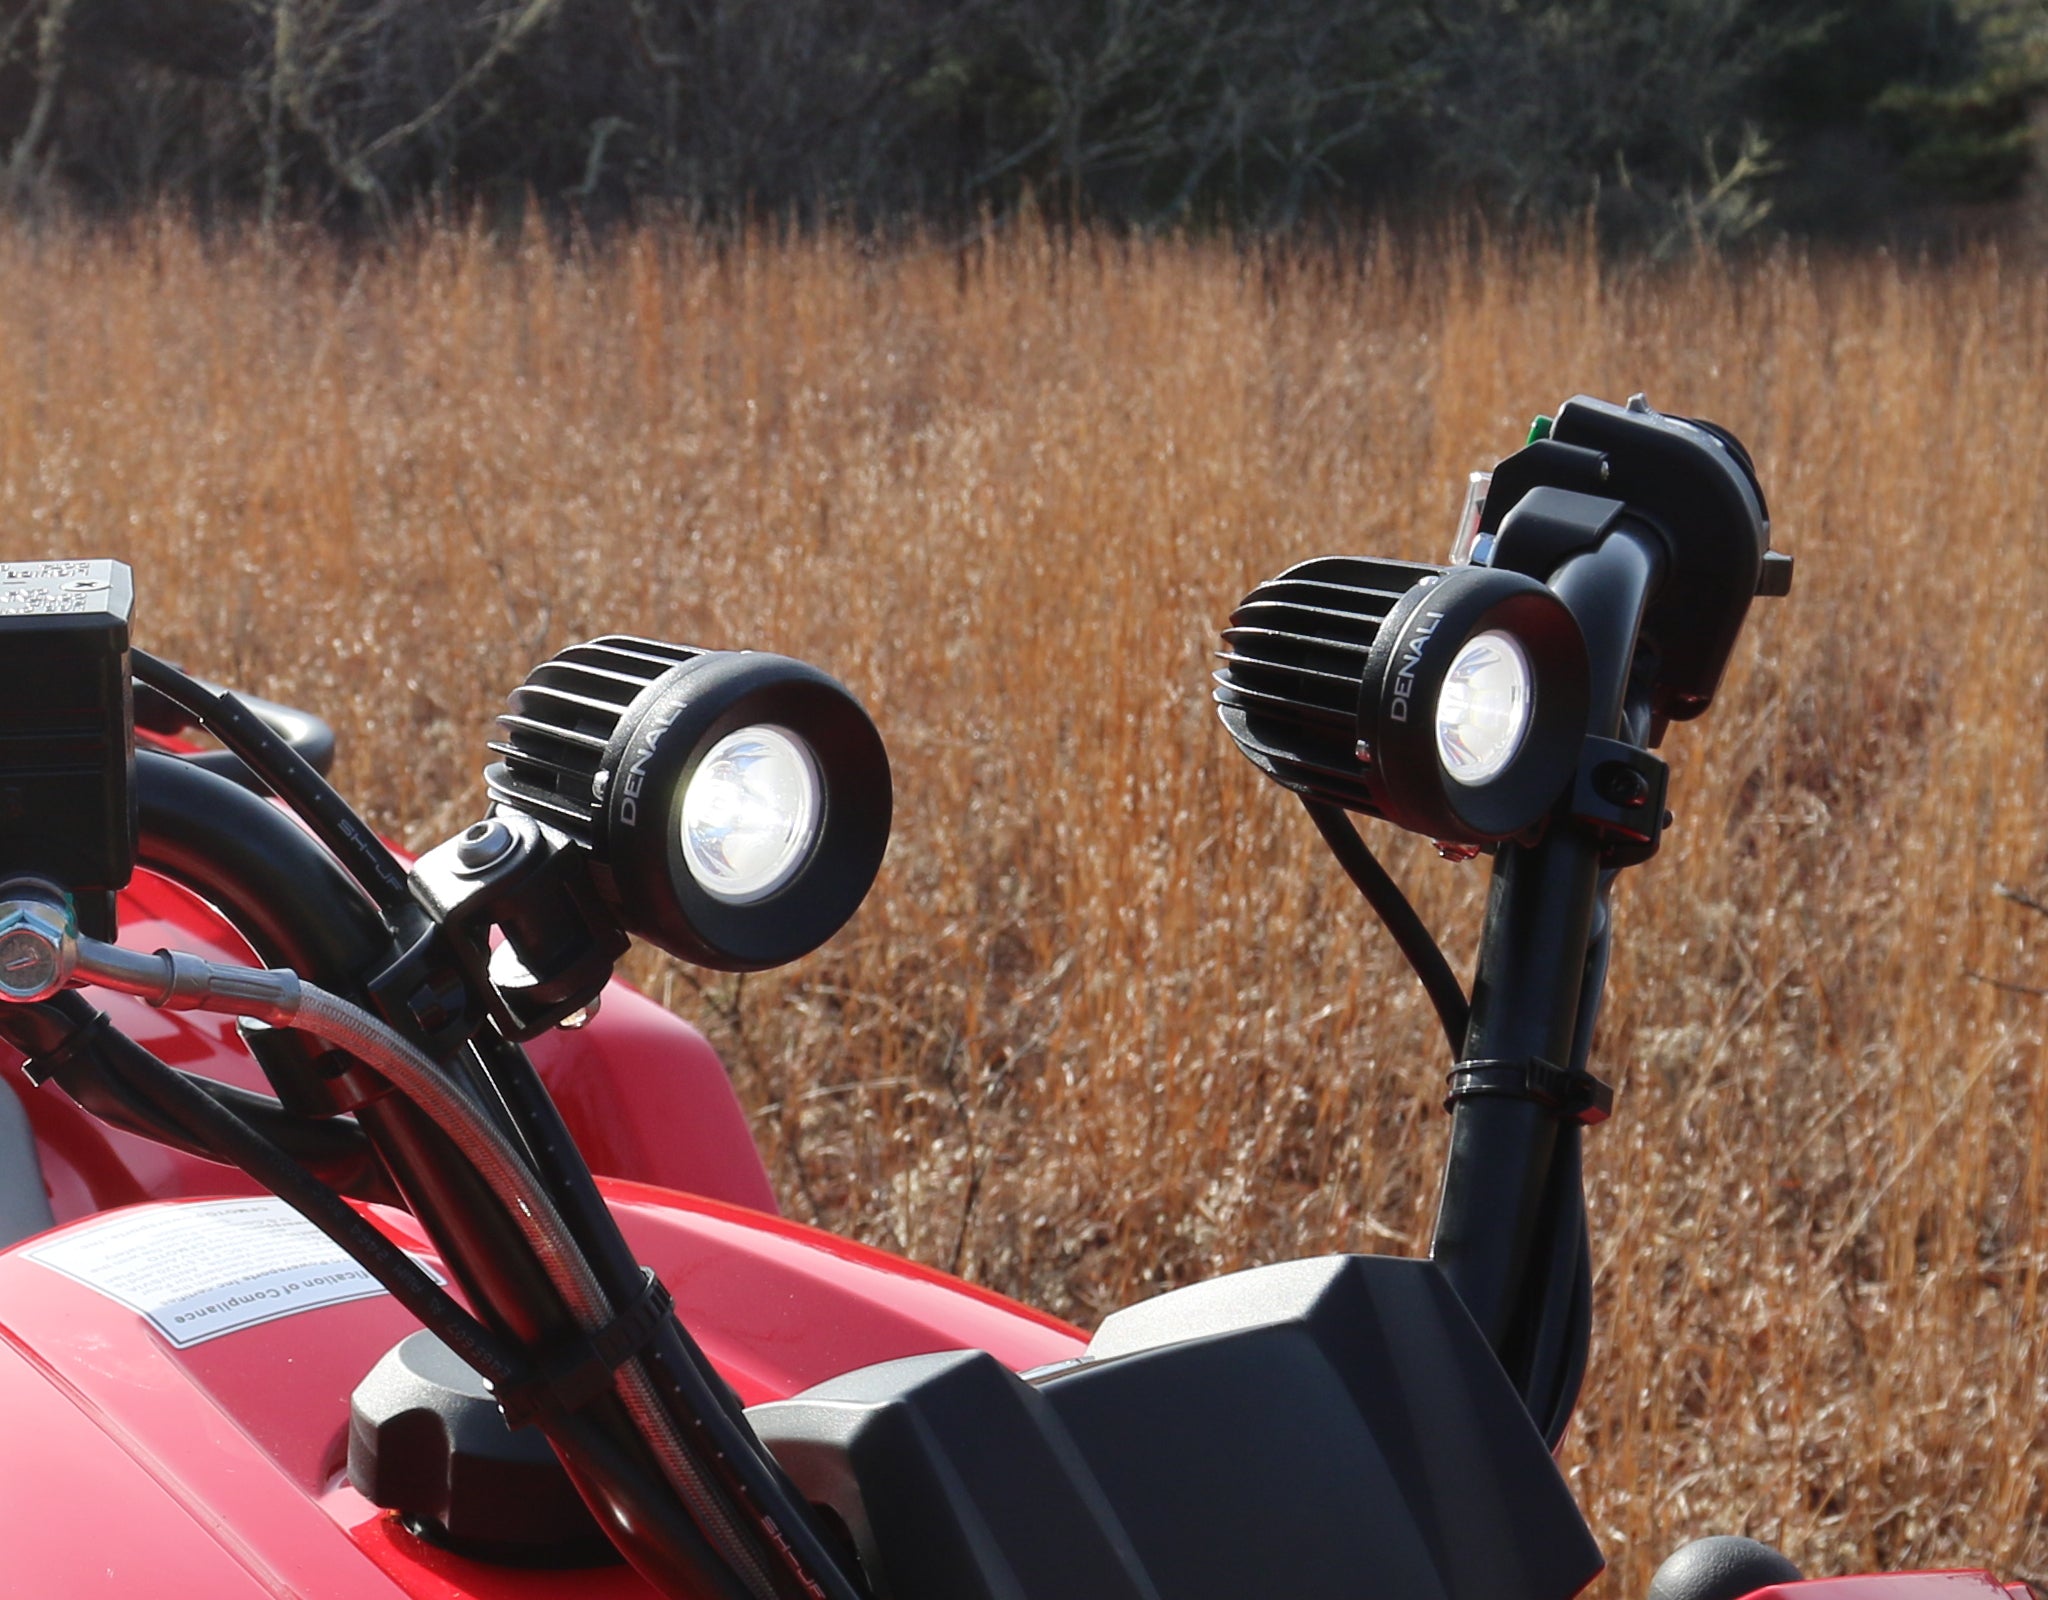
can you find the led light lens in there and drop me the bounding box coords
[680,725,822,903]
[1435,630,1532,786]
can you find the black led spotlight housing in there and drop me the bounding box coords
[1216,559,1589,847]
[486,637,891,971]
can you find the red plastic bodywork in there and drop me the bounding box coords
[0,851,1084,1596]
[2,1186,2025,1600]
[0,1185,1086,1598]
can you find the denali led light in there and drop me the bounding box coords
[678,725,823,905]
[486,639,890,970]
[1216,560,1589,846]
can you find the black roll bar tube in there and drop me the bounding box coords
[1430,395,1780,1428]
[137,751,394,989]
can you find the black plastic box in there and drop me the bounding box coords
[0,559,136,938]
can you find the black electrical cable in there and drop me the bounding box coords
[467,1030,871,1600]
[1301,798,1471,1058]
[1549,1221,1594,1448]
[1511,684,1641,1445]
[0,993,513,1383]
[131,649,414,916]
[1514,1129,1592,1449]
[136,677,340,784]
[1525,860,1623,1446]
[21,1035,393,1204]
[201,1077,397,1203]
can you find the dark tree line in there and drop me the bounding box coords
[1,0,2043,240]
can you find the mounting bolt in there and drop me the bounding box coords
[454,819,516,872]
[1592,763,1650,809]
[0,892,77,1004]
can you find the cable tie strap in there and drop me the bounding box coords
[1444,1057,1613,1126]
[19,1008,115,1088]
[493,1267,674,1429]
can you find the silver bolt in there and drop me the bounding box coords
[0,897,77,1003]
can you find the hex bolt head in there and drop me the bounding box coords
[0,900,77,1003]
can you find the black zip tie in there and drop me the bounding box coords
[1444,1058,1614,1126]
[493,1267,676,1430]
[18,1009,116,1089]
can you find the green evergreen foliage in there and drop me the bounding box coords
[1875,1,2048,204]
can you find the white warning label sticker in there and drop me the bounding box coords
[25,1197,435,1348]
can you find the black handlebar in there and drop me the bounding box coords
[1413,394,1782,1446]
[1430,526,1665,1389]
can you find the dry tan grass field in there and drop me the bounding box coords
[1,215,2044,1594]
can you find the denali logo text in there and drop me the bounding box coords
[1388,611,1443,723]
[618,706,682,826]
